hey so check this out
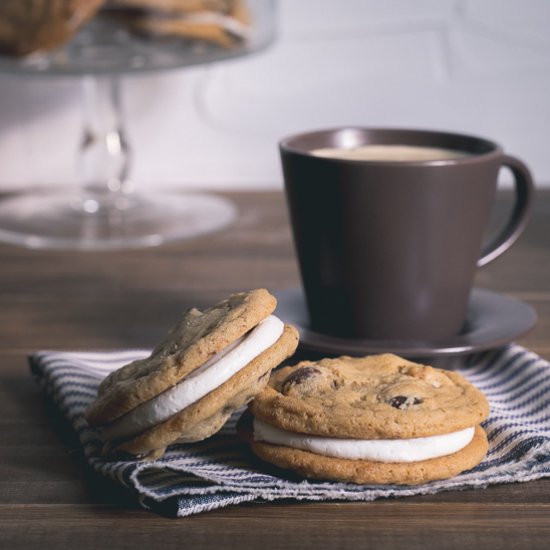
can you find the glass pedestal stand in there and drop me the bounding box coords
[0,0,275,250]
[0,75,237,250]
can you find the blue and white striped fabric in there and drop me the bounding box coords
[29,344,550,517]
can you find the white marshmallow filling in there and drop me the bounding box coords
[102,315,284,441]
[253,418,475,463]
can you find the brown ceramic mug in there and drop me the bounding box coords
[280,127,534,341]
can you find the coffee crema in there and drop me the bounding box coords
[311,144,471,162]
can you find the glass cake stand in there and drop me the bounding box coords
[0,0,276,250]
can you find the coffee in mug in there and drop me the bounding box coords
[280,128,534,341]
[311,144,472,162]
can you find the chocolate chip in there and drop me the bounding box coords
[281,366,321,394]
[388,395,423,410]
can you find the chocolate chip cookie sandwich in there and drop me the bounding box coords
[86,289,299,460]
[107,0,252,48]
[243,354,490,485]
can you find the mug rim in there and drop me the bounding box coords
[279,126,503,166]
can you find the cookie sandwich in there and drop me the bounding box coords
[108,0,252,48]
[86,289,299,460]
[244,354,490,485]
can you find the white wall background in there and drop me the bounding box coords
[1,0,550,192]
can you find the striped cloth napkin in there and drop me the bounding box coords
[29,344,550,517]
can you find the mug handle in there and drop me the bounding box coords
[478,154,535,267]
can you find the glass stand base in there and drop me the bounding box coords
[0,188,237,250]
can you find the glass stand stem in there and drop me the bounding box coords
[79,75,132,213]
[0,73,237,250]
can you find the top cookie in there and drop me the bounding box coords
[250,354,489,439]
[86,288,276,426]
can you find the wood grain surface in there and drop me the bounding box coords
[0,190,548,549]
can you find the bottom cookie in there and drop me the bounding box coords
[248,423,488,486]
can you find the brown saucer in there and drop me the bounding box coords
[274,288,536,360]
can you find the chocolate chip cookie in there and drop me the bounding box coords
[0,0,105,56]
[86,288,299,460]
[244,354,490,485]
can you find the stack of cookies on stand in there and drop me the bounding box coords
[0,0,252,56]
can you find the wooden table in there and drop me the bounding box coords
[1,190,549,549]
